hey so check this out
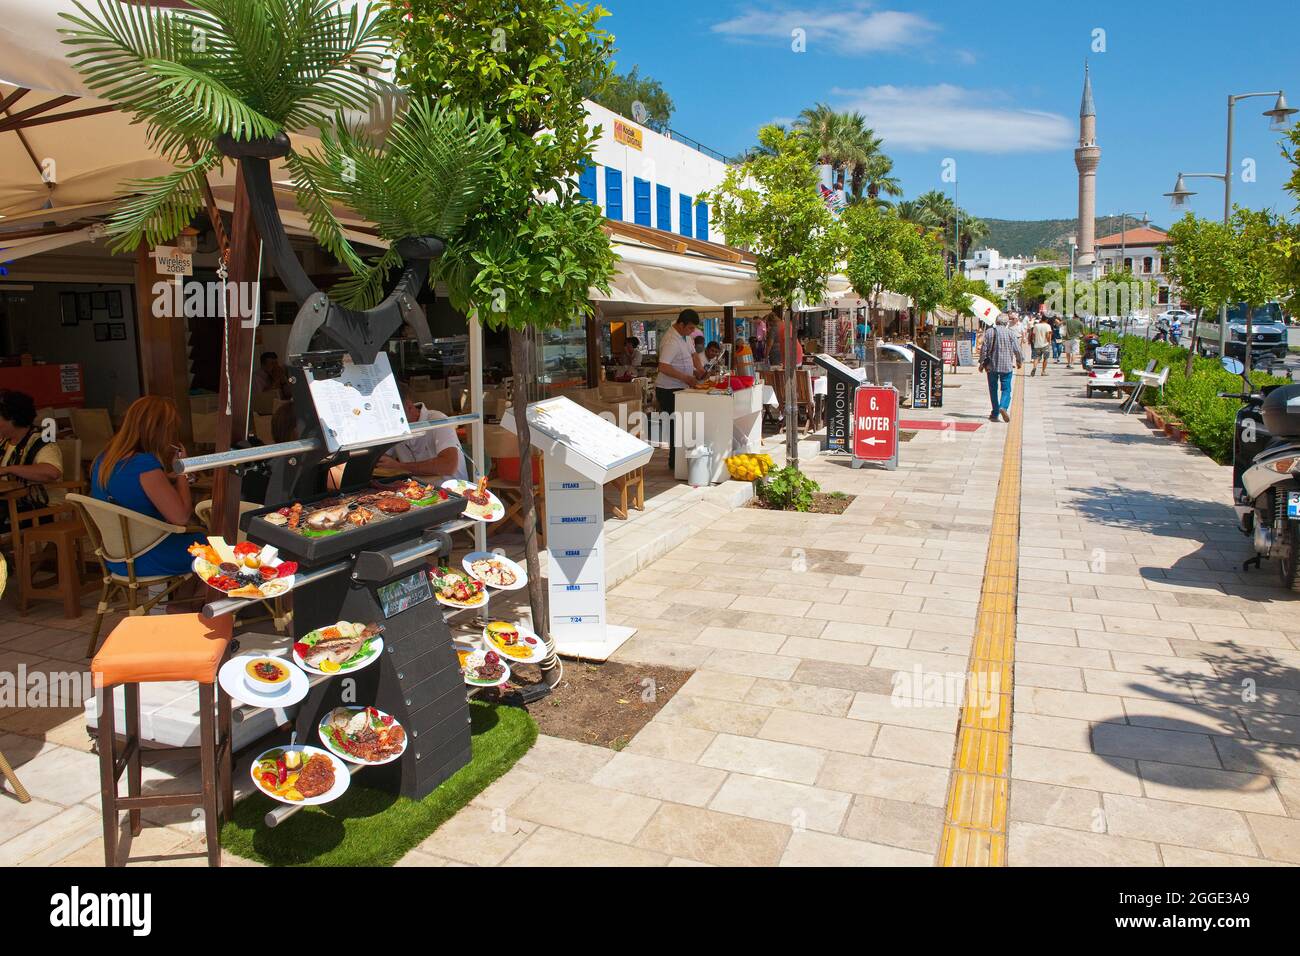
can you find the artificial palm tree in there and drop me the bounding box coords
[59,0,387,268]
[294,98,505,308]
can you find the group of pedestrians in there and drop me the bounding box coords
[978,312,1080,422]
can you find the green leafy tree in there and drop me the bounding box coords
[59,0,387,258]
[1013,265,1067,311]
[1165,213,1236,375]
[704,124,844,468]
[588,65,674,132]
[383,0,619,664]
[1229,207,1288,369]
[843,203,912,382]
[897,225,948,344]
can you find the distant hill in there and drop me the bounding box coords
[981,216,1159,258]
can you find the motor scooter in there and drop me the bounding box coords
[1220,356,1300,589]
[1085,342,1124,398]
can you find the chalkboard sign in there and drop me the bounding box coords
[377,569,432,619]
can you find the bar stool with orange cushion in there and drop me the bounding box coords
[91,613,234,867]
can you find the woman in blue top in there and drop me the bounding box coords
[91,396,203,580]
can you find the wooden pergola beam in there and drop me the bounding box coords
[0,87,31,115]
[603,220,687,254]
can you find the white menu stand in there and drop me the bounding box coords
[503,398,654,661]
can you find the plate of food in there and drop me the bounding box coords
[189,537,297,600]
[462,551,527,591]
[372,478,450,507]
[218,654,309,707]
[293,622,385,676]
[442,478,504,523]
[317,706,408,766]
[481,620,546,663]
[250,745,350,806]
[432,569,487,608]
[461,647,511,688]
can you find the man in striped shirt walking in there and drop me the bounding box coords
[978,315,1024,423]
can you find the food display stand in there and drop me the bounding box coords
[502,397,653,661]
[173,149,496,811]
[672,386,764,484]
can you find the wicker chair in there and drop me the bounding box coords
[66,493,197,658]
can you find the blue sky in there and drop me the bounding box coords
[601,0,1300,225]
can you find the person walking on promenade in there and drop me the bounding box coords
[1030,314,1053,377]
[1051,317,1064,364]
[979,315,1023,422]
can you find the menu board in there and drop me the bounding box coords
[528,397,650,471]
[377,569,432,619]
[307,353,411,452]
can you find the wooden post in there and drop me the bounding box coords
[210,166,261,540]
[134,243,193,445]
[723,306,736,347]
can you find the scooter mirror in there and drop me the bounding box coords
[1221,357,1245,376]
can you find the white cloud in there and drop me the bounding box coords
[712,3,939,55]
[830,84,1074,153]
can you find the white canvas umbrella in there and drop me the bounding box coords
[967,293,1003,327]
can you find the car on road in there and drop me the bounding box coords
[1194,302,1290,364]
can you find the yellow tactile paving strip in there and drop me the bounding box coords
[937,372,1024,867]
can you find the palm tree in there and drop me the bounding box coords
[895,199,938,230]
[959,215,989,261]
[59,0,387,267]
[851,150,902,207]
[294,98,506,307]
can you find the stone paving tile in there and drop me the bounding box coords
[514,734,614,784]
[743,677,856,716]
[815,752,950,807]
[1244,813,1300,864]
[1101,794,1256,856]
[698,733,827,785]
[416,805,535,866]
[708,774,851,834]
[624,722,716,763]
[1009,821,1162,866]
[779,830,931,866]
[1008,779,1102,831]
[1137,761,1287,815]
[590,751,727,807]
[632,803,790,867]
[507,778,659,844]
[503,826,670,867]
[842,794,943,854]
[758,709,880,757]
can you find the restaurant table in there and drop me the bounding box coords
[672,386,765,484]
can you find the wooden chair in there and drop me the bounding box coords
[484,425,546,546]
[19,515,90,618]
[3,446,85,613]
[66,493,198,659]
[795,369,818,433]
[0,556,31,803]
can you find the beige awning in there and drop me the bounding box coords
[595,241,764,314]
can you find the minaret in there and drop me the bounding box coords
[1074,62,1100,270]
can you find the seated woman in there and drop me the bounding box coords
[0,389,63,534]
[91,396,203,580]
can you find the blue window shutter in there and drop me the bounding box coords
[695,201,710,242]
[605,167,623,221]
[578,163,597,204]
[656,185,672,231]
[633,177,651,226]
[679,194,694,238]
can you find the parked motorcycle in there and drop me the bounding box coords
[1220,356,1300,589]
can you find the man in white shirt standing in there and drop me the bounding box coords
[377,384,469,480]
[1030,315,1054,377]
[656,309,705,471]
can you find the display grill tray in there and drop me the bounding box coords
[240,486,467,566]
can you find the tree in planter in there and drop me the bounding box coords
[1229,207,1288,371]
[842,203,910,386]
[381,0,618,680]
[703,124,844,470]
[1165,213,1236,376]
[59,0,387,264]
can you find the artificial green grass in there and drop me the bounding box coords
[220,702,537,866]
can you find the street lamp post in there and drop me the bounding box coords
[1166,90,1297,356]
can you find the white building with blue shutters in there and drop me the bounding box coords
[578,102,730,245]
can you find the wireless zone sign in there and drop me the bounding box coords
[852,384,898,471]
